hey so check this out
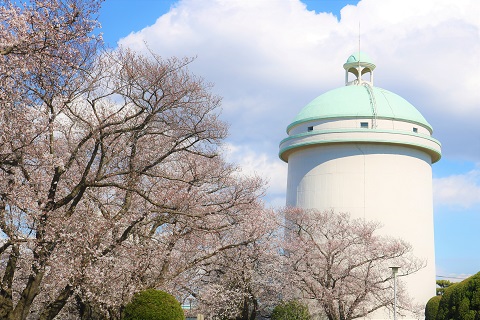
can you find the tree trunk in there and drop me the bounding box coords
[76,295,108,320]
[38,284,74,320]
[10,270,46,320]
[0,245,18,319]
[9,242,54,320]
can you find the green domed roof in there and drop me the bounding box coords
[344,52,376,70]
[346,51,374,65]
[287,85,432,132]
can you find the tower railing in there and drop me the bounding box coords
[363,82,378,129]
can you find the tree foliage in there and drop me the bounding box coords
[271,300,311,320]
[436,279,455,296]
[282,208,424,320]
[425,296,441,320]
[193,209,281,320]
[0,1,267,319]
[435,272,480,320]
[122,289,184,320]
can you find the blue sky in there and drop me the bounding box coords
[98,0,480,281]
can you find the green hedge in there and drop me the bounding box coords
[426,272,480,320]
[425,295,441,320]
[271,300,311,320]
[122,289,184,320]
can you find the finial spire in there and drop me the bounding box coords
[358,21,361,64]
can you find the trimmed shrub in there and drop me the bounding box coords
[425,295,441,320]
[271,300,311,320]
[436,272,480,320]
[122,289,184,320]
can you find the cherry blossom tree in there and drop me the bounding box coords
[282,208,425,320]
[0,1,268,319]
[191,208,283,320]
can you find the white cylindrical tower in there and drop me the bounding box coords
[279,52,441,319]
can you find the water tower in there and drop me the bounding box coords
[279,52,441,318]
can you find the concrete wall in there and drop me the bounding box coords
[286,143,436,319]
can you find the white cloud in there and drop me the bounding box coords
[435,263,475,282]
[118,0,480,205]
[433,168,480,208]
[120,0,343,92]
[119,0,480,157]
[223,143,287,197]
[436,274,472,283]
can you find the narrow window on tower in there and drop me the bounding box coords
[308,126,314,132]
[413,127,418,133]
[360,122,369,129]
